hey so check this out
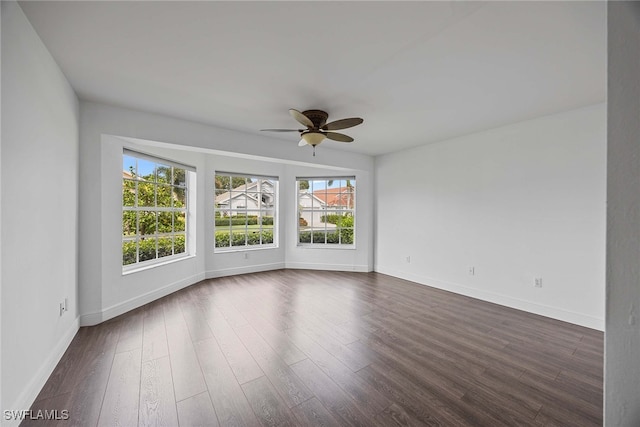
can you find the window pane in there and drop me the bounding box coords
[215,230,230,248]
[139,211,156,236]
[122,211,136,236]
[123,155,137,178]
[137,182,155,207]
[158,212,173,233]
[261,227,274,244]
[231,232,246,246]
[157,185,172,207]
[173,187,186,208]
[173,168,186,187]
[157,165,171,183]
[174,211,186,232]
[123,240,137,265]
[158,237,173,258]
[311,231,326,244]
[137,159,155,181]
[340,227,354,244]
[247,230,261,245]
[139,237,157,262]
[175,235,186,254]
[123,179,136,207]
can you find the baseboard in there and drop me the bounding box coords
[286,262,371,272]
[4,318,80,427]
[79,272,206,326]
[206,262,286,279]
[375,265,604,331]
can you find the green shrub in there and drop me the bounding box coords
[215,216,273,227]
[122,241,136,265]
[215,230,273,247]
[122,234,187,265]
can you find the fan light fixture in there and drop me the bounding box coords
[301,131,326,147]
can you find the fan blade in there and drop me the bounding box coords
[289,109,314,127]
[325,132,354,143]
[298,139,307,147]
[260,129,301,132]
[322,117,363,131]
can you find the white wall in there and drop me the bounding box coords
[606,2,640,425]
[79,101,375,326]
[1,1,79,422]
[375,104,606,330]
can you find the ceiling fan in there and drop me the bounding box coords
[261,109,364,156]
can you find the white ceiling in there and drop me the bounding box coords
[19,1,606,156]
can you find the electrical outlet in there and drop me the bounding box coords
[406,256,411,263]
[534,277,543,288]
[468,266,475,276]
[243,252,249,260]
[59,298,68,316]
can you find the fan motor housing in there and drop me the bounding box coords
[301,110,329,129]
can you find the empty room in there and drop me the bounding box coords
[2,1,639,426]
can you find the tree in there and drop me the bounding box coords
[215,175,251,191]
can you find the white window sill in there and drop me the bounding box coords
[296,244,356,250]
[214,244,279,254]
[122,253,195,275]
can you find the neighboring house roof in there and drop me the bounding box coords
[216,180,274,205]
[123,170,134,179]
[313,186,354,207]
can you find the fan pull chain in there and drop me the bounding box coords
[313,146,316,156]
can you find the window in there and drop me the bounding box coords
[214,173,278,250]
[297,177,355,246]
[122,150,194,268]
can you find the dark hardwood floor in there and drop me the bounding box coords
[24,270,603,426]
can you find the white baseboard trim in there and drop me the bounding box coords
[286,262,371,272]
[375,265,604,331]
[206,262,286,279]
[79,272,206,326]
[5,318,80,427]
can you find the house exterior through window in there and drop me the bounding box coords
[297,177,355,246]
[214,173,278,250]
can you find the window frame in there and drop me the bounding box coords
[122,149,194,271]
[214,172,279,252]
[296,176,356,248]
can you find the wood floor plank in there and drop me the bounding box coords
[97,348,142,427]
[194,338,261,427]
[115,309,144,353]
[290,358,374,427]
[142,302,169,362]
[234,324,313,408]
[204,305,264,385]
[139,356,179,427]
[241,376,299,427]
[290,397,343,427]
[176,392,220,427]
[163,299,208,402]
[281,325,391,417]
